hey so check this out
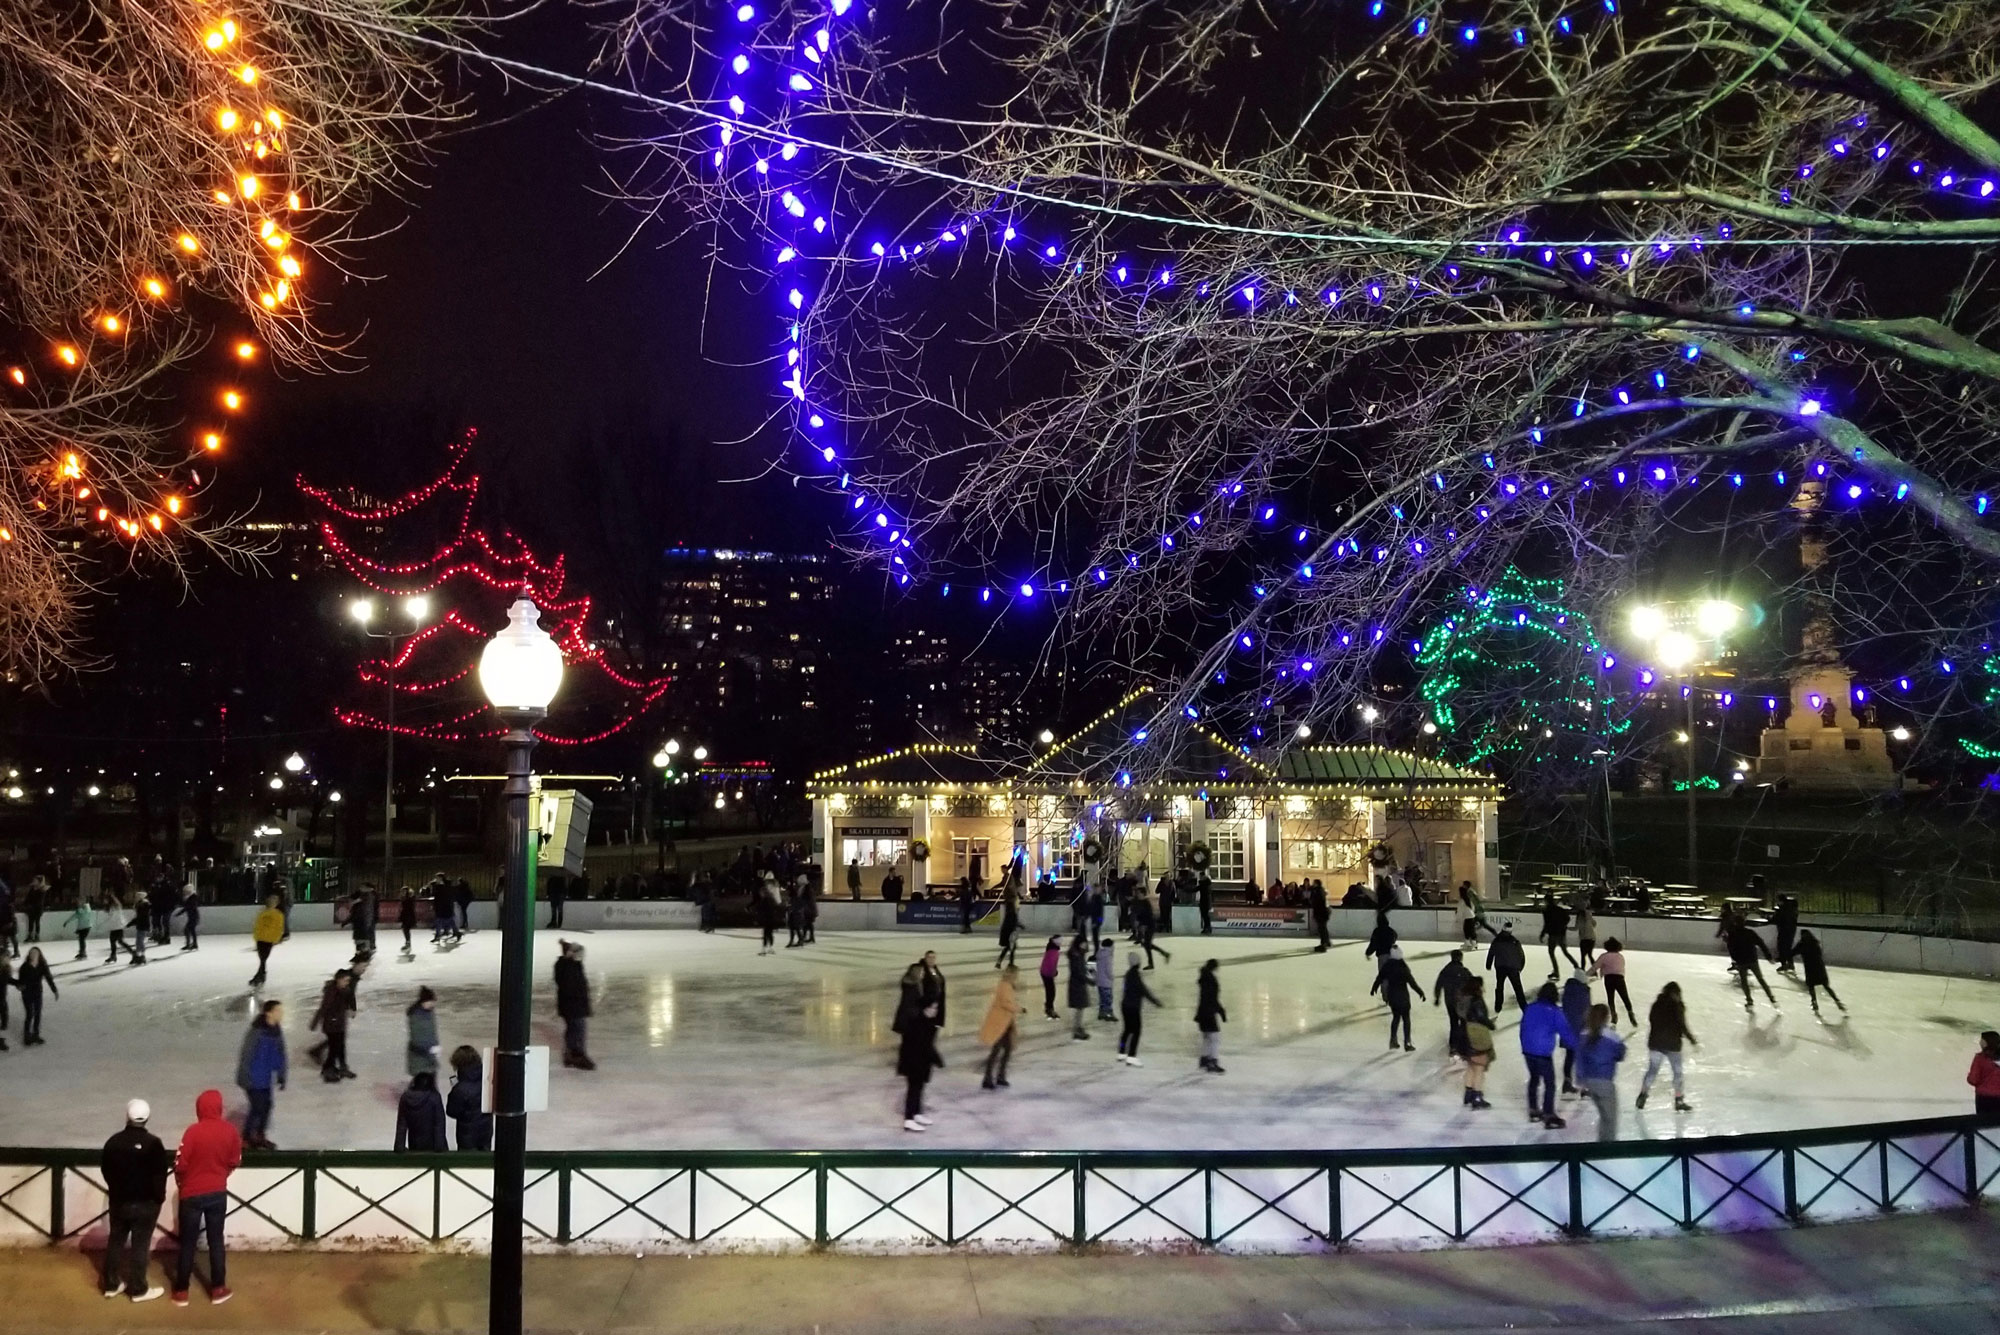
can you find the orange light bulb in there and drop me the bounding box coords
[99,314,122,334]
[204,29,226,49]
[142,277,167,299]
[258,292,277,309]
[165,496,184,515]
[234,340,257,360]
[56,345,79,367]
[278,255,300,277]
[217,107,239,131]
[265,109,284,129]
[177,233,200,253]
[95,507,109,521]
[148,514,165,531]
[238,175,259,199]
[285,192,301,211]
[237,65,258,85]
[202,432,223,451]
[221,390,243,410]
[7,367,23,385]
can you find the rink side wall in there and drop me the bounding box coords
[69,902,2000,979]
[1,1115,1994,1256]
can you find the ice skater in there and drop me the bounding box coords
[306,970,357,1082]
[398,886,416,954]
[1538,895,1576,975]
[1575,1003,1627,1142]
[104,895,131,963]
[1309,880,1332,952]
[1723,919,1778,1009]
[1133,888,1169,968]
[234,1000,287,1150]
[1635,982,1697,1112]
[429,877,454,944]
[1195,959,1227,1072]
[1519,982,1577,1129]
[1116,951,1162,1066]
[63,895,94,960]
[1970,1032,2000,1121]
[555,942,595,1069]
[1066,933,1093,1040]
[248,895,284,987]
[1369,945,1425,1051]
[1485,921,1528,1013]
[447,1046,493,1150]
[1589,937,1636,1026]
[405,986,441,1081]
[995,887,1022,970]
[1434,950,1472,1055]
[894,964,942,1131]
[175,888,201,951]
[24,877,46,944]
[978,965,1021,1090]
[393,1071,448,1152]
[1364,913,1399,970]
[1456,977,1494,1109]
[1037,936,1060,1018]
[1793,931,1846,1014]
[1575,905,1597,969]
[1453,881,1490,945]
[1095,935,1115,1021]
[1559,970,1590,1094]
[1773,895,1800,972]
[128,892,151,966]
[15,946,56,1044]
[0,955,11,1050]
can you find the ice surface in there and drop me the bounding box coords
[4,927,1990,1151]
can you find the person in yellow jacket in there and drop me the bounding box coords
[249,896,285,988]
[978,966,1022,1090]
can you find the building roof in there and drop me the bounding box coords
[812,687,1500,798]
[809,744,1012,790]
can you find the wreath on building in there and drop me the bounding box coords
[1185,841,1213,872]
[1080,836,1105,865]
[909,838,930,863]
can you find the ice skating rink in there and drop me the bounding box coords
[5,927,1991,1150]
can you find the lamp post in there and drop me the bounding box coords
[1629,599,1740,890]
[349,594,431,898]
[477,599,564,1335]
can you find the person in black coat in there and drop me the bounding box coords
[1196,875,1214,935]
[1773,896,1800,972]
[1539,896,1577,974]
[398,887,417,953]
[1064,933,1093,1039]
[957,877,975,935]
[14,946,56,1044]
[1195,959,1227,1072]
[894,966,943,1131]
[1364,913,1399,970]
[554,941,595,1069]
[918,949,947,1028]
[1794,931,1846,1015]
[1725,922,1778,1008]
[1369,946,1427,1050]
[128,894,152,966]
[393,1072,449,1151]
[100,1098,171,1299]
[446,1046,493,1150]
[429,878,453,943]
[1485,923,1528,1013]
[1116,952,1163,1065]
[1434,950,1472,1055]
[1310,881,1332,952]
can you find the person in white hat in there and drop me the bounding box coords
[99,1098,170,1302]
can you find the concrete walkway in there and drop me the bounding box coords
[1,1210,1995,1333]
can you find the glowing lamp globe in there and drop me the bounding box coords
[1695,599,1741,636]
[479,599,565,715]
[1655,631,1697,670]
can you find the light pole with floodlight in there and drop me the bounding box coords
[348,594,432,896]
[1628,599,1741,889]
[477,599,564,1335]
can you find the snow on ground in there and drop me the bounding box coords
[4,927,1991,1151]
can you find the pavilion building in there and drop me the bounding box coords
[808,689,1502,900]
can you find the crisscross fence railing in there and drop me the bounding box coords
[2,1115,1994,1254]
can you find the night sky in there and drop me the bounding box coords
[240,8,818,550]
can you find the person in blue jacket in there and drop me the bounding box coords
[1518,982,1577,1129]
[1558,971,1591,1095]
[1574,1004,1628,1141]
[234,1000,288,1150]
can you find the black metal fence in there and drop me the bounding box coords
[3,1115,1993,1253]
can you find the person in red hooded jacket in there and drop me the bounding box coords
[170,1090,241,1306]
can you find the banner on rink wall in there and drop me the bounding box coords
[896,899,996,927]
[595,901,701,928]
[1211,906,1307,931]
